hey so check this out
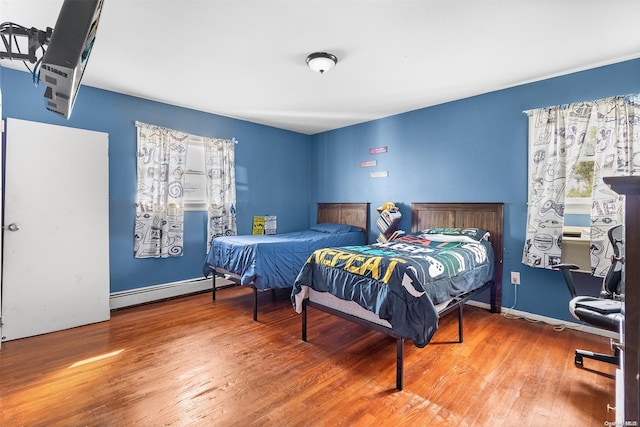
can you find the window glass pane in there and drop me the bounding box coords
[567,160,594,198]
[184,136,206,210]
[565,127,596,214]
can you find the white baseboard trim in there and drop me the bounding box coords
[110,277,220,310]
[466,300,617,339]
[109,282,617,340]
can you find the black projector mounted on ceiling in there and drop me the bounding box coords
[0,0,105,119]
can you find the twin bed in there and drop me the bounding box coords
[203,203,369,320]
[203,202,503,390]
[292,202,504,390]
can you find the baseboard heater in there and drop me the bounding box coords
[109,277,232,310]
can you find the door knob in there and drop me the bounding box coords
[5,223,20,232]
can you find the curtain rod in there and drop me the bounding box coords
[134,121,238,144]
[522,104,569,116]
[523,92,640,115]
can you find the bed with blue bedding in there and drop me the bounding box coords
[292,202,504,390]
[203,202,369,320]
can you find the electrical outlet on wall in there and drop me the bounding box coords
[511,271,521,285]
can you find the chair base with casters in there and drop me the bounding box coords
[556,262,624,369]
[574,310,624,368]
[555,224,625,369]
[574,346,620,367]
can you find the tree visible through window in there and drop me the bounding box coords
[567,160,594,198]
[565,127,595,212]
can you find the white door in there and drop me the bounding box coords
[1,118,110,341]
[0,118,3,348]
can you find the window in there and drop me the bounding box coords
[565,130,595,215]
[184,135,206,211]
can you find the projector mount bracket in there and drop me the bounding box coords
[0,22,52,63]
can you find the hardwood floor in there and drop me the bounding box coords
[0,287,617,426]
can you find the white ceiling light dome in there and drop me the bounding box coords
[306,52,338,74]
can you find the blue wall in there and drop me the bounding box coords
[309,58,640,322]
[0,67,311,292]
[2,58,639,322]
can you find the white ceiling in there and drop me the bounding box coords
[2,0,640,135]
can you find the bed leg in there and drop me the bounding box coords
[490,279,501,313]
[396,337,404,391]
[458,303,464,343]
[253,287,258,322]
[212,273,216,301]
[302,301,308,342]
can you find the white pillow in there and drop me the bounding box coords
[420,234,478,243]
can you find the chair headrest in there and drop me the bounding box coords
[608,225,624,258]
[602,225,624,297]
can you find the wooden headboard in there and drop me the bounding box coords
[411,202,504,313]
[317,203,369,241]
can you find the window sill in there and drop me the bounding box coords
[565,198,591,215]
[184,202,207,211]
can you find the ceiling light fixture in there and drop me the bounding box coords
[306,52,338,74]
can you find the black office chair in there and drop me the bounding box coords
[555,224,625,367]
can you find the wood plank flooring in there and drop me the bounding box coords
[0,287,617,426]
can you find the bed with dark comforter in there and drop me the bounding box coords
[291,202,504,389]
[293,232,494,347]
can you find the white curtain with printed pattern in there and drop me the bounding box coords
[204,138,237,249]
[134,121,187,258]
[523,95,640,277]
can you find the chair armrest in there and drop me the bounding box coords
[553,263,581,271]
[553,263,580,299]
